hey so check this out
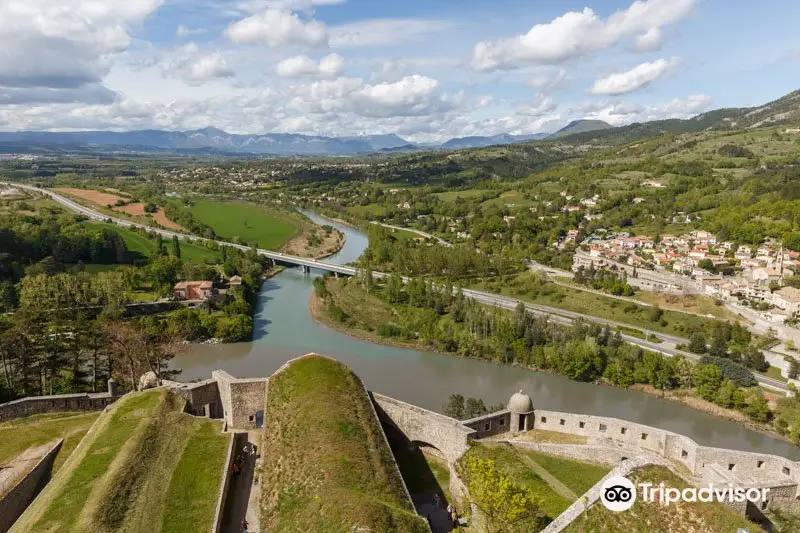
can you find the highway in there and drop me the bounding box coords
[8,183,789,393]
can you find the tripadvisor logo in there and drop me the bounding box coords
[600,476,637,512]
[599,476,770,513]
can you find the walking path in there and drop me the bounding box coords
[515,450,578,501]
[220,432,262,533]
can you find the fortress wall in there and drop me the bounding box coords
[0,394,115,423]
[534,410,670,455]
[228,379,267,429]
[533,409,800,495]
[211,432,241,533]
[463,410,512,439]
[211,371,234,427]
[0,439,63,533]
[371,393,475,465]
[167,379,221,418]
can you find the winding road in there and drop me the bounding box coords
[7,183,788,393]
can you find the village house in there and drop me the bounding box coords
[773,287,800,315]
[173,281,215,301]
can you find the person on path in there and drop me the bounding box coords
[241,519,248,533]
[432,493,439,508]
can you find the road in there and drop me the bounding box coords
[11,183,788,393]
[369,221,453,247]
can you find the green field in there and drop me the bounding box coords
[261,355,427,533]
[0,412,100,475]
[188,199,299,249]
[85,222,221,263]
[435,189,490,202]
[14,389,229,533]
[460,442,609,526]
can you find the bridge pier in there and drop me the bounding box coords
[302,265,310,274]
[334,272,339,279]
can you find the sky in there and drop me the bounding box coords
[0,0,798,142]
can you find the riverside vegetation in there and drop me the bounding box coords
[311,272,800,441]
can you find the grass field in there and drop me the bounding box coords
[261,355,427,533]
[0,412,100,475]
[435,189,490,202]
[564,466,764,532]
[188,199,299,249]
[14,389,228,533]
[471,272,723,338]
[85,222,221,263]
[633,291,740,321]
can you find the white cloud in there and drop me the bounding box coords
[176,25,205,37]
[0,0,161,93]
[180,53,236,83]
[276,53,344,78]
[589,57,680,95]
[225,9,328,47]
[471,0,695,71]
[475,95,494,109]
[526,68,566,90]
[633,27,663,53]
[370,59,411,82]
[575,93,713,124]
[518,94,557,116]
[330,18,452,48]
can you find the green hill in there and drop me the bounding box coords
[12,389,229,533]
[260,355,427,533]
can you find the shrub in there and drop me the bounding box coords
[700,355,757,387]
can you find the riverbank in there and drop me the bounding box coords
[281,224,345,260]
[310,280,795,444]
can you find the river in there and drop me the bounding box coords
[172,212,800,460]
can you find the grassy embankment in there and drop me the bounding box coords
[459,442,610,528]
[13,389,228,533]
[563,466,764,533]
[260,355,427,533]
[470,272,725,338]
[84,221,221,264]
[0,412,100,481]
[188,199,300,250]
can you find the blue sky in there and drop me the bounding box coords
[0,0,797,141]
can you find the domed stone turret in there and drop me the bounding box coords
[507,390,534,414]
[507,390,534,433]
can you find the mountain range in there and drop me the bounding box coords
[0,121,610,156]
[1,89,798,156]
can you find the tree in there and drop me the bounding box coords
[694,364,723,401]
[172,235,181,259]
[443,393,465,419]
[461,455,543,533]
[688,332,707,354]
[789,358,799,380]
[465,397,488,419]
[745,390,771,422]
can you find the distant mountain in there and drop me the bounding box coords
[551,89,800,144]
[339,134,410,151]
[0,129,380,156]
[441,133,550,149]
[549,120,613,139]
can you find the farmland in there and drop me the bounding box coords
[187,199,300,249]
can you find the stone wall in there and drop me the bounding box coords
[463,410,512,439]
[372,393,475,466]
[0,393,116,423]
[527,409,800,515]
[167,379,222,419]
[211,432,241,533]
[211,371,267,430]
[0,439,63,533]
